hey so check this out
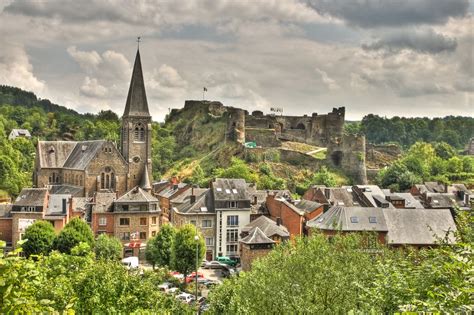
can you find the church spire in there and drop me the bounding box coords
[140,164,152,191]
[123,48,150,117]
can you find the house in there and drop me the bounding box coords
[241,215,290,244]
[266,193,323,237]
[385,193,424,209]
[156,181,190,224]
[171,187,216,260]
[212,178,251,259]
[8,129,31,140]
[240,227,275,271]
[410,182,446,196]
[0,204,13,249]
[306,206,388,246]
[307,206,457,248]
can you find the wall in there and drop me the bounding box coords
[0,218,12,244]
[240,243,273,271]
[215,209,251,258]
[91,212,115,236]
[244,128,281,147]
[327,134,368,184]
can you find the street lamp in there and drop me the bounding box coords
[194,234,199,302]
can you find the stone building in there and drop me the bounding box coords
[32,48,153,198]
[240,227,275,271]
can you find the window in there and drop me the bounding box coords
[350,216,359,223]
[202,220,212,228]
[227,215,239,226]
[226,229,238,243]
[152,231,156,237]
[100,167,115,189]
[226,244,238,254]
[119,218,130,226]
[205,237,214,246]
[190,220,196,226]
[139,232,147,240]
[369,216,377,223]
[134,123,145,142]
[151,217,157,225]
[119,232,130,241]
[229,201,237,208]
[140,217,147,226]
[99,217,107,226]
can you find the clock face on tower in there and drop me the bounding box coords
[133,156,141,163]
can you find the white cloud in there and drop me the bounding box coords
[315,68,340,90]
[0,42,45,94]
[80,76,108,98]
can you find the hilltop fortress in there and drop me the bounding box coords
[172,101,368,184]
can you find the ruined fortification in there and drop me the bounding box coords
[173,100,368,184]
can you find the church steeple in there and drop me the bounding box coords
[123,49,150,118]
[121,44,153,190]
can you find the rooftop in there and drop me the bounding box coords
[212,178,250,201]
[240,227,275,245]
[241,215,289,239]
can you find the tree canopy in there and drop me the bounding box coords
[94,234,122,260]
[53,218,95,254]
[171,224,205,278]
[22,220,56,258]
[146,224,176,269]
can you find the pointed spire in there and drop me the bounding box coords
[123,48,150,117]
[140,164,152,191]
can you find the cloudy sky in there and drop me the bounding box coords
[0,0,472,121]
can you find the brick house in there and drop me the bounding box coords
[266,193,323,238]
[157,182,190,225]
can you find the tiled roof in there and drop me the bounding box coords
[241,215,289,238]
[116,186,158,203]
[172,188,214,214]
[307,206,388,232]
[212,178,250,201]
[240,227,275,245]
[384,208,456,245]
[14,188,48,207]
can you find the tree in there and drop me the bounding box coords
[22,220,56,258]
[94,234,122,260]
[214,157,258,183]
[146,224,176,269]
[171,224,205,280]
[53,218,94,254]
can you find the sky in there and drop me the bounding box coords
[0,0,472,121]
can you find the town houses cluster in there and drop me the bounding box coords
[0,49,472,271]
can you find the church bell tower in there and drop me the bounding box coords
[121,47,152,190]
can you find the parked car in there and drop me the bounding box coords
[166,287,180,295]
[169,271,184,280]
[121,256,139,270]
[221,266,237,278]
[185,272,205,283]
[176,292,195,304]
[203,279,222,288]
[203,261,227,269]
[201,259,208,267]
[216,256,237,267]
[158,282,174,292]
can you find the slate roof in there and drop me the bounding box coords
[241,216,289,239]
[157,183,188,199]
[240,227,275,245]
[116,186,158,203]
[327,187,359,206]
[384,208,456,245]
[49,185,83,197]
[424,182,445,193]
[354,185,392,208]
[72,197,88,212]
[212,178,250,201]
[171,188,213,214]
[92,192,116,213]
[14,188,48,207]
[392,193,424,209]
[447,184,470,194]
[37,141,77,168]
[123,49,150,117]
[307,206,388,232]
[140,164,152,190]
[293,199,322,213]
[426,193,457,208]
[62,140,106,169]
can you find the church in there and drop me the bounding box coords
[33,48,153,197]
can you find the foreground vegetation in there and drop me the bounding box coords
[208,212,473,313]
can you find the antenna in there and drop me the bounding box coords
[137,36,141,49]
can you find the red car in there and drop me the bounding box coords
[185,272,204,283]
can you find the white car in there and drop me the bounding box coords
[176,292,196,304]
[121,256,139,270]
[203,261,226,269]
[167,287,180,294]
[158,282,174,292]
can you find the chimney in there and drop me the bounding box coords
[173,184,178,190]
[253,195,258,205]
[62,198,67,214]
[190,195,196,204]
[276,217,281,226]
[324,188,330,199]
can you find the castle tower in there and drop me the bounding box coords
[121,48,152,189]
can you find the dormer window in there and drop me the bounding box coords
[134,123,145,142]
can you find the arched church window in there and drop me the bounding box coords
[134,123,145,142]
[100,167,115,190]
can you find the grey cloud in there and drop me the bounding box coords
[305,0,469,28]
[362,29,457,54]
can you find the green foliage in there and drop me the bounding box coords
[214,157,258,183]
[146,224,176,269]
[171,224,205,278]
[0,240,190,313]
[22,220,56,258]
[208,214,474,313]
[53,218,94,254]
[94,234,122,260]
[257,163,286,190]
[360,114,473,149]
[295,166,338,195]
[377,142,474,190]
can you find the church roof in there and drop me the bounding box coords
[140,164,152,190]
[37,141,77,168]
[123,49,150,117]
[63,140,106,169]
